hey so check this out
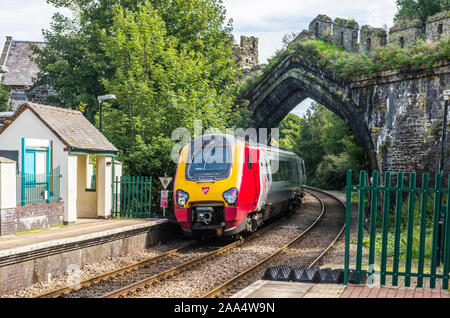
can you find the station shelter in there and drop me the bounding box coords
[0,102,121,224]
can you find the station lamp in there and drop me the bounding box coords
[97,94,116,133]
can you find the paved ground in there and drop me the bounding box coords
[233,280,450,298]
[0,218,166,255]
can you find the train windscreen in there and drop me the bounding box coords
[186,138,232,181]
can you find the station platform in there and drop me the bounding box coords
[232,280,450,298]
[0,218,180,295]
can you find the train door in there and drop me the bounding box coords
[257,150,270,209]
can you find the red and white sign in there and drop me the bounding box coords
[160,190,169,208]
[159,177,173,190]
[201,187,210,195]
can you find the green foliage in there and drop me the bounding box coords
[0,80,10,112]
[394,0,450,24]
[100,2,244,177]
[362,194,438,261]
[278,103,366,190]
[34,0,248,177]
[240,36,450,96]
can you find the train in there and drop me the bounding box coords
[173,134,306,239]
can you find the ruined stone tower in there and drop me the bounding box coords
[388,19,423,48]
[332,18,359,52]
[309,15,333,41]
[359,25,387,54]
[232,36,259,70]
[426,11,450,42]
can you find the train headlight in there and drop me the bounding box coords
[176,189,189,207]
[223,188,238,205]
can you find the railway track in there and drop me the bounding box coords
[35,214,284,298]
[202,186,346,298]
[36,187,344,298]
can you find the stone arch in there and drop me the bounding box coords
[243,55,378,172]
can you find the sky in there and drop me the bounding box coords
[0,0,398,117]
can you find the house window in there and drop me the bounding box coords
[86,155,96,191]
[438,24,443,35]
[399,37,405,48]
[315,22,319,38]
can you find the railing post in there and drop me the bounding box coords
[355,170,367,284]
[442,176,450,289]
[344,170,352,285]
[149,176,153,217]
[380,171,391,285]
[430,173,442,288]
[392,172,404,286]
[405,172,417,287]
[417,173,430,287]
[368,170,379,281]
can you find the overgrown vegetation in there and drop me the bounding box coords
[33,0,250,177]
[0,79,10,112]
[394,0,450,24]
[241,36,450,94]
[277,103,366,190]
[362,193,448,262]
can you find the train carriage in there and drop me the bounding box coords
[174,134,306,239]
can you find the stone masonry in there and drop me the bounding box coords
[360,25,387,54]
[309,15,333,41]
[232,36,258,70]
[388,18,424,48]
[426,11,450,42]
[331,18,359,52]
[0,202,64,236]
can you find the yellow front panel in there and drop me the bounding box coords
[174,140,244,207]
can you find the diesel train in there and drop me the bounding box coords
[173,134,306,239]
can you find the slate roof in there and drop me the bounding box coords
[1,39,45,87]
[0,102,119,155]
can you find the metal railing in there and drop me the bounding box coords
[16,166,62,206]
[112,176,152,218]
[344,170,450,289]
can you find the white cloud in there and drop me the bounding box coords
[224,0,397,63]
[0,0,71,43]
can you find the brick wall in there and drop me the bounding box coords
[0,202,64,236]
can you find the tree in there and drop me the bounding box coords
[33,0,238,121]
[277,102,366,189]
[394,0,450,25]
[100,2,242,177]
[0,80,10,112]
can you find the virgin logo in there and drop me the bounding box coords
[202,187,210,195]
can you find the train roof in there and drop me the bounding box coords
[193,134,301,159]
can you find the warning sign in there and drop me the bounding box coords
[160,190,169,208]
[159,177,173,190]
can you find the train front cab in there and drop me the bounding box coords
[174,136,260,238]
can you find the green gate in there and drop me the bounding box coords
[344,170,450,289]
[112,176,153,218]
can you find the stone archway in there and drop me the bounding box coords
[244,55,378,172]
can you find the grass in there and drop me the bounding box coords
[362,193,446,262]
[239,36,450,94]
[13,224,67,236]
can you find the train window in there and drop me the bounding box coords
[247,153,252,170]
[271,160,293,182]
[186,142,232,180]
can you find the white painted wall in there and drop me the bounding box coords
[0,109,73,221]
[0,160,16,209]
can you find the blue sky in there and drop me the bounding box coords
[0,0,398,117]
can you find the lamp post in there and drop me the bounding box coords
[441,90,450,175]
[97,94,116,133]
[437,90,449,266]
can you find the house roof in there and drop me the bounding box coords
[0,37,45,87]
[0,102,119,155]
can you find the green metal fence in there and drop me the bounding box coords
[112,176,152,218]
[344,170,450,289]
[16,166,62,206]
